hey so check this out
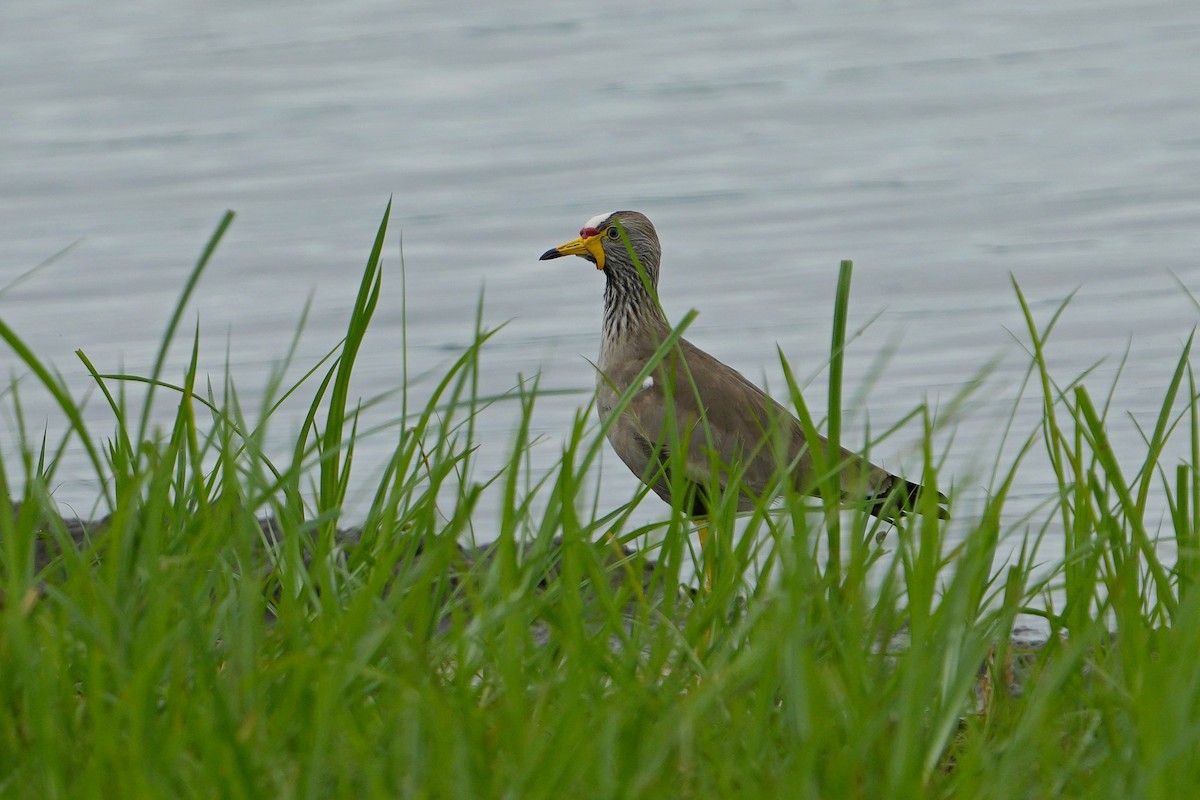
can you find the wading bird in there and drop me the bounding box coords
[540,211,947,548]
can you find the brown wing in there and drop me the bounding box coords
[599,334,947,518]
[616,336,931,513]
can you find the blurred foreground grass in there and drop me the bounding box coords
[2,204,1199,799]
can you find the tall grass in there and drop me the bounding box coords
[1,205,1199,798]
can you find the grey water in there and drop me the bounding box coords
[3,0,1200,561]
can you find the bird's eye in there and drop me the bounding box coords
[606,226,621,241]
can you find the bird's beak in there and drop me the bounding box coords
[539,233,606,271]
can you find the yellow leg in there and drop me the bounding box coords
[695,521,713,669]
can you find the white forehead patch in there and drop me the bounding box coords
[584,211,617,230]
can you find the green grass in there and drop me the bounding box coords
[2,204,1200,798]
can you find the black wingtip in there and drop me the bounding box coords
[869,479,950,521]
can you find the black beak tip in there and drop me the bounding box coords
[539,248,562,261]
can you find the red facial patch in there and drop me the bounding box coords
[580,226,600,238]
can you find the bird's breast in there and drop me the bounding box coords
[595,341,641,424]
[595,369,623,427]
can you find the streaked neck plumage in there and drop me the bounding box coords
[601,259,669,353]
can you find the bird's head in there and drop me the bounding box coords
[539,210,661,287]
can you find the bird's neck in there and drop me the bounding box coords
[602,266,668,345]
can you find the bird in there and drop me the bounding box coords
[539,210,947,543]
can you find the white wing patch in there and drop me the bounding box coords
[585,211,617,230]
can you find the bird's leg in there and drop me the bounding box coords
[692,519,713,674]
[696,520,712,593]
[688,484,715,593]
